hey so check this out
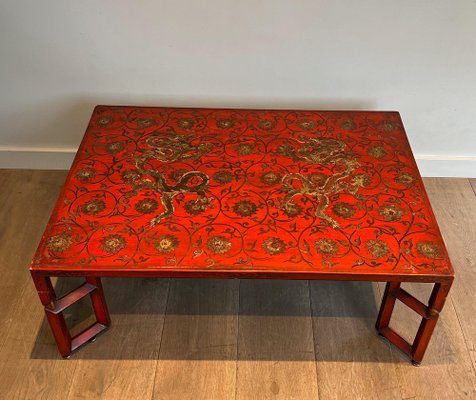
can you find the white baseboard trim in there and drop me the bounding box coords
[0,148,475,177]
[414,155,476,178]
[0,148,77,170]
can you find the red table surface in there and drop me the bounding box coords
[31,106,454,281]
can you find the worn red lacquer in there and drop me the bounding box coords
[31,106,453,281]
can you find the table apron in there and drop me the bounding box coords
[30,268,454,284]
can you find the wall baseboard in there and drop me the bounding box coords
[414,155,476,178]
[0,148,77,170]
[0,148,475,178]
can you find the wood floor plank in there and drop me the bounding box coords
[423,178,476,373]
[368,178,476,399]
[0,280,79,400]
[2,171,476,400]
[470,178,476,196]
[378,280,476,399]
[66,278,169,400]
[0,170,66,337]
[0,170,67,320]
[310,281,403,400]
[0,170,79,400]
[236,280,319,400]
[153,278,239,400]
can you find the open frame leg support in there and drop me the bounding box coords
[376,281,452,365]
[31,273,111,358]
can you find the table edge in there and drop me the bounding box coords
[29,107,455,280]
[30,266,454,284]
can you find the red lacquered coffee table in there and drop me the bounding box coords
[30,106,454,364]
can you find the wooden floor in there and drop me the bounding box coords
[0,170,475,400]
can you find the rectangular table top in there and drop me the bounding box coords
[31,106,454,282]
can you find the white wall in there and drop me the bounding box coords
[1,0,475,176]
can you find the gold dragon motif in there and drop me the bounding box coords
[129,133,213,226]
[278,137,363,228]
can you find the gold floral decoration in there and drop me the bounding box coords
[216,119,234,129]
[297,119,316,130]
[207,235,232,254]
[315,238,339,257]
[260,171,281,186]
[365,239,390,258]
[378,204,404,221]
[282,202,302,217]
[135,198,159,214]
[379,121,397,132]
[332,202,356,218]
[47,233,72,252]
[137,117,155,128]
[75,168,97,182]
[105,142,124,154]
[81,199,106,215]
[184,197,212,215]
[262,237,286,255]
[177,118,194,129]
[100,234,126,254]
[97,116,114,126]
[257,119,276,130]
[395,172,416,186]
[416,241,441,259]
[121,170,142,183]
[212,170,233,184]
[233,200,258,217]
[367,146,387,159]
[155,235,179,254]
[234,143,254,155]
[340,120,356,131]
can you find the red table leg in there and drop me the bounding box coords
[31,272,111,358]
[376,280,452,365]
